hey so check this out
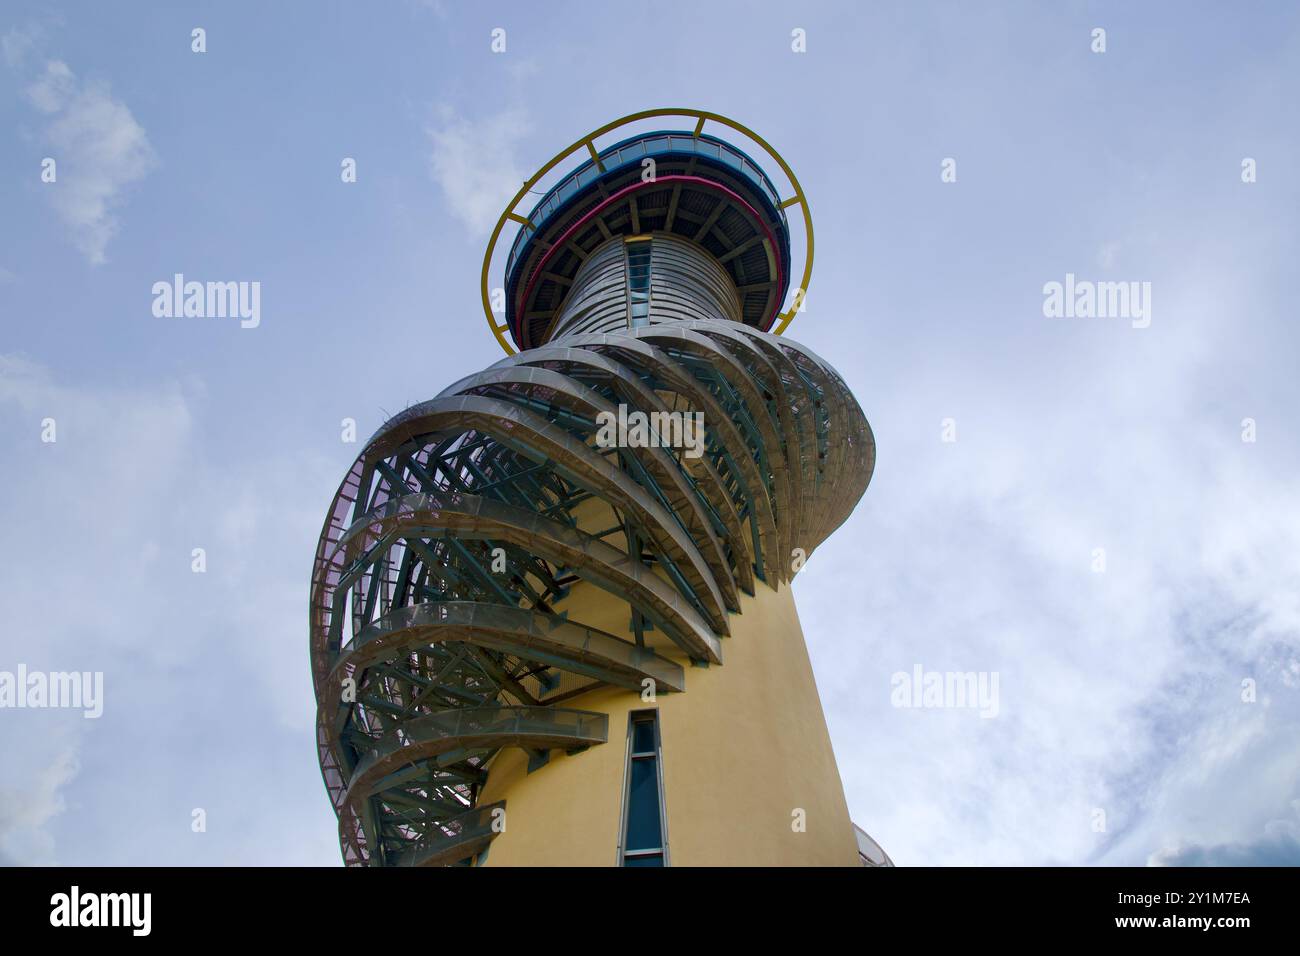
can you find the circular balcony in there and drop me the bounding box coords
[505,131,787,281]
[480,109,815,355]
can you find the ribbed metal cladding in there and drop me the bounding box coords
[547,233,744,341]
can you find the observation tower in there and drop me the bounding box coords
[309,109,884,866]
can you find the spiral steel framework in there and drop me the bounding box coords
[310,111,878,866]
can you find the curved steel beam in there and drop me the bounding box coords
[342,705,608,815]
[321,600,685,735]
[325,491,724,664]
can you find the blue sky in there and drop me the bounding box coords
[2,0,1298,866]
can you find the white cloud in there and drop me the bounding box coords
[0,355,191,861]
[427,108,530,236]
[0,355,337,864]
[2,24,39,69]
[406,0,451,17]
[1097,240,1121,269]
[798,256,1300,866]
[0,737,79,865]
[21,58,156,265]
[1150,801,1300,866]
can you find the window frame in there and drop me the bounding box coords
[615,708,670,866]
[623,236,653,329]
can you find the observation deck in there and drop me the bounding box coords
[483,110,812,354]
[503,131,793,350]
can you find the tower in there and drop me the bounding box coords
[309,109,881,866]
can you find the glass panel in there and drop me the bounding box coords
[632,719,655,753]
[623,853,664,867]
[625,756,662,851]
[626,240,653,329]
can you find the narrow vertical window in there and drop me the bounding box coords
[619,710,667,866]
[625,238,652,328]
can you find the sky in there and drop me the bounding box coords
[1,0,1298,867]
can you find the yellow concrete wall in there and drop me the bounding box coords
[477,580,859,866]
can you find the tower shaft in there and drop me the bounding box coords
[309,115,879,866]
